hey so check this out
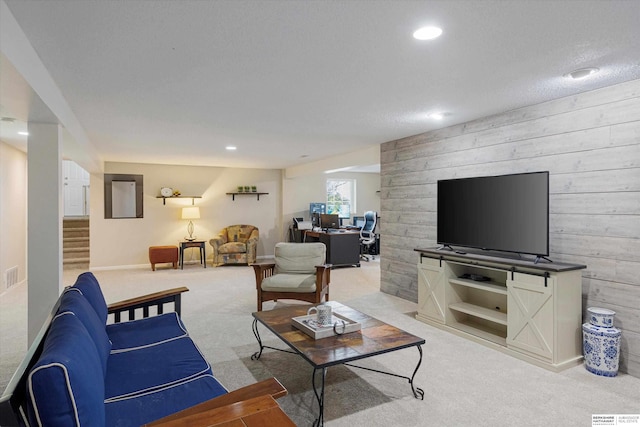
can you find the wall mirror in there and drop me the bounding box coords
[104,174,143,218]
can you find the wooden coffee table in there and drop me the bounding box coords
[251,301,425,426]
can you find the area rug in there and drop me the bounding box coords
[218,339,415,426]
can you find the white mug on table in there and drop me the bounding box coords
[308,303,332,326]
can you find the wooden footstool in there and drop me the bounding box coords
[149,246,178,271]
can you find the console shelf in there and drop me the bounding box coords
[449,302,507,325]
[415,248,586,372]
[450,321,507,347]
[449,278,507,295]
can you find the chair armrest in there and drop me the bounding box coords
[252,263,276,288]
[209,235,225,248]
[144,377,288,426]
[247,229,259,244]
[107,287,189,323]
[252,262,276,272]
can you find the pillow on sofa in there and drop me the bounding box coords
[28,312,105,427]
[58,289,112,376]
[72,272,108,323]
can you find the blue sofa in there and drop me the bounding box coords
[0,272,291,427]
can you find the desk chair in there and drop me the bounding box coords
[360,211,377,261]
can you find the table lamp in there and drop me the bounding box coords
[181,206,200,241]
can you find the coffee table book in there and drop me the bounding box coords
[291,313,361,339]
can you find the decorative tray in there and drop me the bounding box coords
[291,313,361,339]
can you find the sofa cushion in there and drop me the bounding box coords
[261,273,318,293]
[72,272,108,323]
[57,289,112,376]
[274,242,325,274]
[105,374,227,427]
[106,312,188,351]
[105,336,211,400]
[28,312,105,427]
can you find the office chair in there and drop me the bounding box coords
[360,211,378,261]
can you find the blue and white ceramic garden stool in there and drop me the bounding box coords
[582,307,621,377]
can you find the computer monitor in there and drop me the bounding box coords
[320,213,340,230]
[352,216,365,228]
[309,203,326,215]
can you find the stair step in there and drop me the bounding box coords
[64,253,89,260]
[64,247,89,253]
[64,257,90,266]
[64,238,89,248]
[64,230,90,238]
[63,226,89,231]
[63,217,90,268]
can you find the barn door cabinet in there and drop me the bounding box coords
[415,248,586,372]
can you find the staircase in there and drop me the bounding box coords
[63,217,90,270]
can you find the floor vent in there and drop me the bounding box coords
[5,266,18,289]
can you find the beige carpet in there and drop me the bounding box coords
[2,259,639,426]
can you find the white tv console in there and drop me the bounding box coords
[415,248,587,372]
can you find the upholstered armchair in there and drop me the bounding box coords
[253,242,331,311]
[210,224,259,267]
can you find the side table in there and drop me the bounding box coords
[179,240,206,269]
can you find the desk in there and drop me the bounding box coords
[304,230,360,267]
[179,240,206,269]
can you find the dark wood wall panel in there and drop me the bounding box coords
[379,79,640,377]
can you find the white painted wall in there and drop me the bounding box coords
[0,142,27,293]
[90,162,282,268]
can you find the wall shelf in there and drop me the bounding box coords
[157,196,201,205]
[226,192,269,201]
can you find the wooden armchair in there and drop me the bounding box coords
[253,242,331,311]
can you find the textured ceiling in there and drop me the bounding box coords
[2,0,640,170]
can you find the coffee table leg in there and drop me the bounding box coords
[343,344,425,400]
[250,319,264,360]
[410,345,425,400]
[312,367,326,427]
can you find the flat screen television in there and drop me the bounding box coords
[437,171,549,259]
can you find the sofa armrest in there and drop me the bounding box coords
[145,394,294,427]
[144,377,289,427]
[107,287,189,323]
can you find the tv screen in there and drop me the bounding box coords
[437,171,549,257]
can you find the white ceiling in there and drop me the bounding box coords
[1,0,640,170]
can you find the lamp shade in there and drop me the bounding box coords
[181,207,200,219]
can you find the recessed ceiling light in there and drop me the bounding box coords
[564,67,599,80]
[427,112,448,120]
[225,146,237,151]
[18,131,29,136]
[413,26,443,41]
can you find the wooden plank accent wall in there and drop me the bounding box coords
[380,79,640,377]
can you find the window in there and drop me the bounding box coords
[326,179,355,219]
